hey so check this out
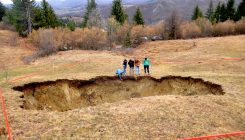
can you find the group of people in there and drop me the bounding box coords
[116,58,150,80]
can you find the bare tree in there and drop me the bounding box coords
[165,11,182,40]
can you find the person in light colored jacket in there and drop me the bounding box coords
[116,69,124,81]
[134,59,140,75]
[143,58,150,75]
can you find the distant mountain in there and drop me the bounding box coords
[50,0,241,24]
[48,0,156,8]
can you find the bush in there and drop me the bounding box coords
[213,20,235,36]
[23,29,57,63]
[9,32,19,46]
[131,22,165,42]
[67,21,76,31]
[115,22,131,44]
[0,22,15,31]
[79,27,108,50]
[29,27,109,51]
[235,18,245,34]
[37,29,56,57]
[195,18,213,37]
[180,21,202,39]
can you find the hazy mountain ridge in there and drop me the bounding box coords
[51,0,241,24]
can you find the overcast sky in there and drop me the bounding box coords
[1,0,42,4]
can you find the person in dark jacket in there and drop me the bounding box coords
[123,59,128,75]
[128,59,135,76]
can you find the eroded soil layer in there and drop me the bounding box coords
[13,76,225,111]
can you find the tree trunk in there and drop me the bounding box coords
[26,1,32,34]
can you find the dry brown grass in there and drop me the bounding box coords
[0,30,34,69]
[0,28,245,139]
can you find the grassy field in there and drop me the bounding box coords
[0,29,245,139]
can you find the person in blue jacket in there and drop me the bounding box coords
[116,69,124,81]
[143,58,150,75]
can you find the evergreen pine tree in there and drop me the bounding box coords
[226,0,235,20]
[0,2,5,21]
[220,3,227,22]
[236,0,245,20]
[41,0,58,28]
[90,0,97,9]
[81,0,97,28]
[214,2,221,22]
[192,5,203,20]
[133,7,144,25]
[124,30,131,48]
[67,21,76,31]
[9,0,35,36]
[111,0,127,24]
[205,0,215,23]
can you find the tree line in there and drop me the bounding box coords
[192,0,245,22]
[0,0,144,36]
[0,0,244,38]
[0,0,59,36]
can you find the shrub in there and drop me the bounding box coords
[131,22,165,41]
[114,21,131,44]
[180,21,202,39]
[9,32,19,46]
[79,27,108,50]
[0,22,15,31]
[235,18,245,34]
[37,29,56,57]
[195,18,213,37]
[29,27,109,51]
[213,20,235,36]
[23,29,57,63]
[131,25,145,39]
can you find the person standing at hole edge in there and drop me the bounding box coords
[116,69,124,81]
[123,59,128,75]
[143,58,150,75]
[128,59,135,76]
[135,58,140,75]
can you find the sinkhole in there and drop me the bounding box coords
[13,76,225,112]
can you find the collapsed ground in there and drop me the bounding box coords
[0,30,245,139]
[13,76,225,111]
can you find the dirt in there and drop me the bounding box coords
[13,76,225,111]
[0,127,6,136]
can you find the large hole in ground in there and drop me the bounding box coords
[13,76,225,112]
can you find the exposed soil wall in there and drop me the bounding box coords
[13,76,225,111]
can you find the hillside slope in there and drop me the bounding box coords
[0,32,244,139]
